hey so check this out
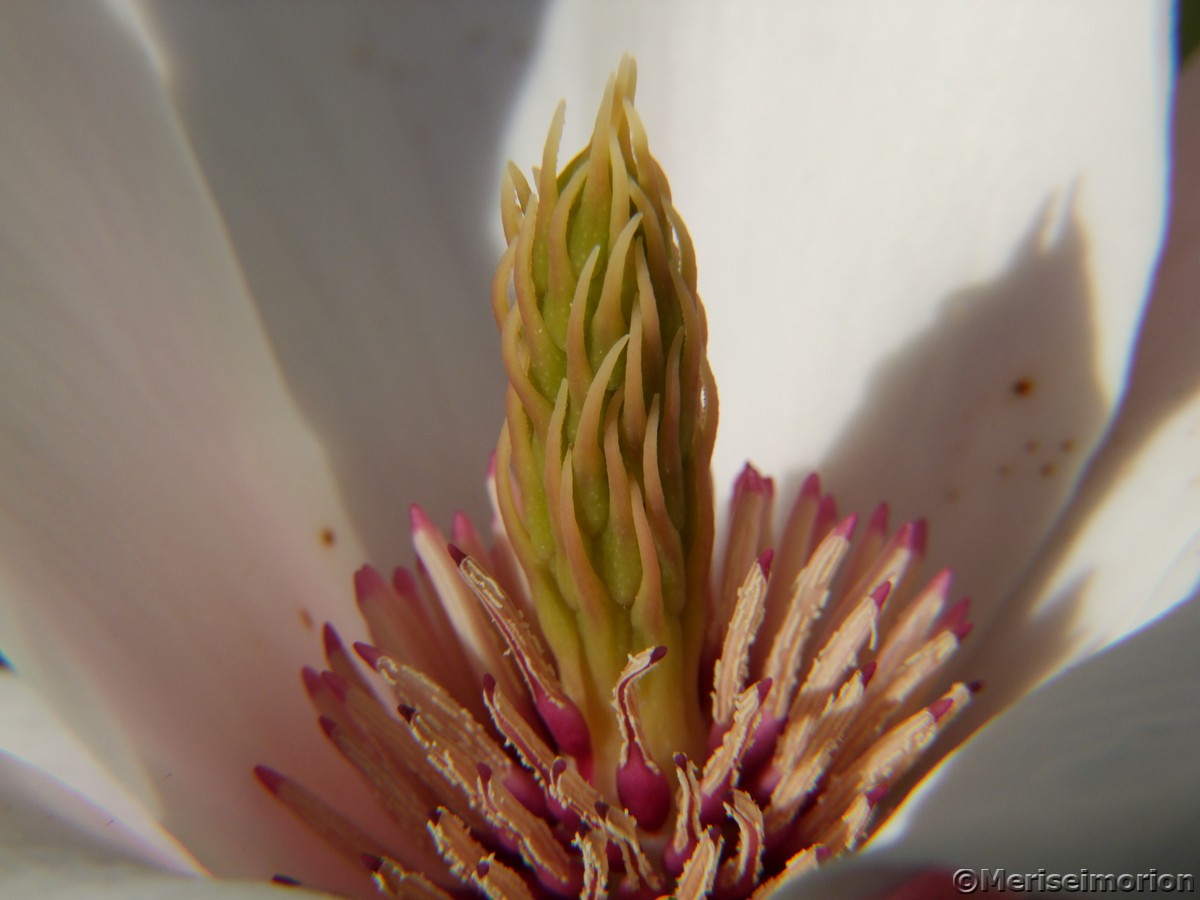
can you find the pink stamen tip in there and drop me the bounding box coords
[756,677,774,701]
[929,697,955,722]
[321,623,343,657]
[451,511,473,541]
[757,548,775,579]
[931,568,954,594]
[477,763,493,783]
[594,800,610,817]
[865,784,888,807]
[968,679,986,694]
[868,502,889,535]
[272,874,302,886]
[301,667,323,697]
[552,759,568,778]
[409,504,432,532]
[391,567,418,599]
[800,472,821,498]
[482,672,497,695]
[735,462,767,493]
[649,646,669,664]
[476,861,490,878]
[447,543,467,566]
[361,854,383,874]
[321,671,352,701]
[817,494,837,523]
[673,753,688,769]
[871,581,892,610]
[254,765,286,795]
[910,518,929,555]
[397,704,416,722]
[318,716,338,740]
[353,564,386,601]
[833,513,859,540]
[860,660,878,687]
[945,595,970,619]
[815,845,832,864]
[353,642,384,669]
[938,597,972,638]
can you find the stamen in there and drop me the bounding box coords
[320,623,375,699]
[760,516,856,721]
[429,809,534,900]
[412,507,527,701]
[750,845,828,899]
[787,581,889,728]
[712,550,771,729]
[700,680,771,824]
[574,825,609,900]
[613,646,672,829]
[476,764,576,895]
[365,854,454,900]
[254,766,387,866]
[673,827,723,900]
[806,683,972,842]
[666,753,704,877]
[454,549,592,764]
[763,667,869,838]
[757,473,822,662]
[718,791,766,896]
[712,465,775,659]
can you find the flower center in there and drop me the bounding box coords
[254,56,975,899]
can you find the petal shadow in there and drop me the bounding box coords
[142,1,552,562]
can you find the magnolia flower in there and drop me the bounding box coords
[0,2,1194,899]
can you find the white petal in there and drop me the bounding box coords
[0,4,382,890]
[0,670,200,877]
[781,63,1200,894]
[966,56,1200,701]
[505,0,1172,634]
[0,750,330,899]
[131,1,546,557]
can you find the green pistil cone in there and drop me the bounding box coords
[493,57,717,774]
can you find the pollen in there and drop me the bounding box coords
[257,56,973,898]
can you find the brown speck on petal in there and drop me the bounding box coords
[1011,376,1035,396]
